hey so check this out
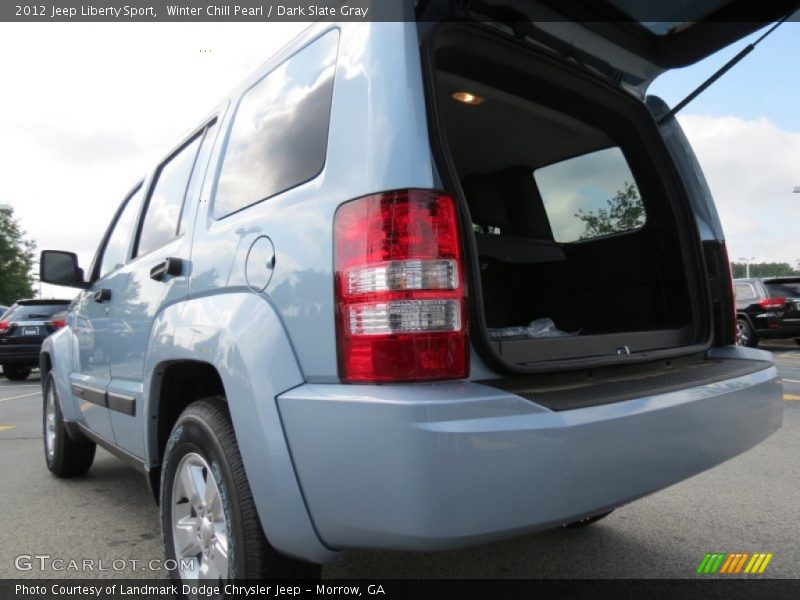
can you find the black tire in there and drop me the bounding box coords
[737,318,758,348]
[160,396,320,583]
[563,510,614,529]
[3,364,32,381]
[43,373,96,477]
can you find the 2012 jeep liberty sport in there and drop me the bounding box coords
[38,1,795,582]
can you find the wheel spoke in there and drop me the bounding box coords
[180,464,206,509]
[198,559,216,580]
[213,523,227,547]
[181,557,200,581]
[174,517,202,558]
[211,538,229,580]
[204,471,222,515]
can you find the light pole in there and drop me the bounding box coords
[738,256,756,279]
[30,259,42,298]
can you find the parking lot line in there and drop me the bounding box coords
[0,425,15,432]
[0,391,40,403]
[784,394,800,401]
[782,379,800,384]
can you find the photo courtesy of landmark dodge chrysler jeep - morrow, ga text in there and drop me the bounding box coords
[38,0,795,583]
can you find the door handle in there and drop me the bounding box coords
[93,288,112,303]
[150,257,184,282]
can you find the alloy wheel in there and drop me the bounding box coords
[44,384,57,460]
[171,452,229,580]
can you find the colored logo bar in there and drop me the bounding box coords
[696,552,773,574]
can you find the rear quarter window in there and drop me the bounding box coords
[213,30,339,219]
[734,283,758,301]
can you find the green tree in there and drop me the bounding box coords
[0,208,36,305]
[730,262,799,279]
[575,181,645,240]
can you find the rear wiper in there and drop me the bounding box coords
[658,14,790,125]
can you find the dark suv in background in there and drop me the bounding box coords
[735,277,800,347]
[0,299,70,380]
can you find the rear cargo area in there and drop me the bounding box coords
[428,36,706,367]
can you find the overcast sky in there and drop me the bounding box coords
[0,21,798,300]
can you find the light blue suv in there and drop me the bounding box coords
[39,6,789,581]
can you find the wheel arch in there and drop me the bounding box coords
[39,330,81,421]
[142,292,336,563]
[145,359,226,502]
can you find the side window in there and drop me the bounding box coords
[179,121,218,235]
[98,186,145,279]
[534,147,646,243]
[735,283,757,301]
[213,30,339,219]
[136,134,202,258]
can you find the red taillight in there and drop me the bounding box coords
[50,319,66,329]
[0,321,9,333]
[758,297,785,310]
[334,189,468,383]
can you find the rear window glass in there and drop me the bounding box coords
[534,147,645,243]
[213,30,339,219]
[764,281,800,299]
[5,304,68,319]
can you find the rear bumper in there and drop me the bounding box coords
[755,324,800,339]
[277,351,782,551]
[0,345,41,365]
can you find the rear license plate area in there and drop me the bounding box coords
[23,327,39,336]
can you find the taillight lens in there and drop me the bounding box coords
[334,190,468,383]
[50,319,67,329]
[0,321,9,333]
[758,297,786,310]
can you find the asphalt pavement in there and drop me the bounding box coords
[1,343,798,579]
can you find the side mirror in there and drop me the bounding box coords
[40,250,89,289]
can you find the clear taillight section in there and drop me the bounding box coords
[347,299,462,336]
[334,190,468,383]
[347,259,458,295]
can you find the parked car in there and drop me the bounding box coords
[0,299,70,380]
[735,277,800,347]
[38,3,792,582]
[0,306,8,316]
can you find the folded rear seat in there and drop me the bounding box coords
[461,174,565,264]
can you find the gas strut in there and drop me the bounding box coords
[658,14,791,124]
